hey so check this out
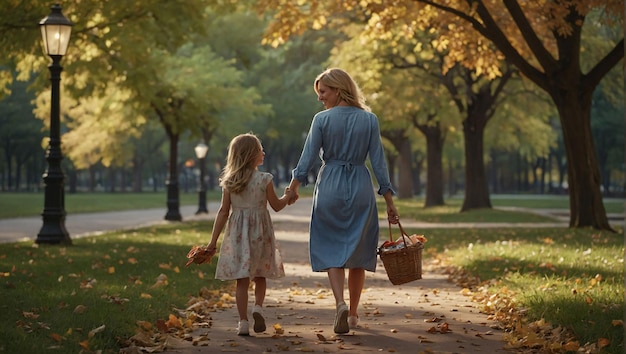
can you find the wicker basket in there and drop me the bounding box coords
[378,220,423,285]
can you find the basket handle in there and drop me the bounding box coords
[388,219,409,248]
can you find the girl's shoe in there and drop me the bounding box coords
[252,305,266,333]
[237,320,249,336]
[348,315,359,329]
[334,302,349,334]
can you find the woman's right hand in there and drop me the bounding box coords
[387,204,399,224]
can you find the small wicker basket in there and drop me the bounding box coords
[377,220,423,285]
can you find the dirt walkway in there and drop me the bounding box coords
[157,215,513,354]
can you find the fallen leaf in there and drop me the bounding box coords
[562,341,579,351]
[50,333,64,342]
[79,339,89,350]
[88,324,105,338]
[151,274,168,288]
[598,338,610,348]
[23,311,39,319]
[440,323,451,333]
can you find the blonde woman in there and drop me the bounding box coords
[288,68,399,334]
[206,133,292,336]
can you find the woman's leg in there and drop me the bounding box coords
[347,268,365,316]
[236,277,250,320]
[327,268,346,304]
[328,267,349,333]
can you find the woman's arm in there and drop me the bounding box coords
[383,190,399,224]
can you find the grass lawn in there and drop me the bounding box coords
[423,227,624,353]
[1,221,224,353]
[0,192,623,353]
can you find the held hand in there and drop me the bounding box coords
[286,185,299,205]
[288,191,299,205]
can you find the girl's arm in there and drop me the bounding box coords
[207,189,231,255]
[266,181,291,212]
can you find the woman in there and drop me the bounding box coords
[288,68,399,334]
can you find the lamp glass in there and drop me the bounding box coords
[41,24,72,56]
[194,143,209,159]
[39,5,73,56]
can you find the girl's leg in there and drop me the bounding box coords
[347,268,365,316]
[252,277,267,333]
[253,277,266,306]
[236,277,250,320]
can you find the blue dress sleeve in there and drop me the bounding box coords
[292,114,323,187]
[368,113,395,196]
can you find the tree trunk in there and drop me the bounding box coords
[164,130,182,221]
[461,115,491,211]
[109,167,116,193]
[68,169,77,193]
[120,167,127,193]
[552,90,611,229]
[396,138,413,199]
[88,165,96,192]
[382,130,413,198]
[412,152,424,196]
[132,156,143,193]
[421,125,445,207]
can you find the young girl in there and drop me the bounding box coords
[206,133,292,336]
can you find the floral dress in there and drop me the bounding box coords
[215,171,285,280]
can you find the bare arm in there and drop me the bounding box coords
[206,189,231,255]
[267,181,292,212]
[384,190,399,223]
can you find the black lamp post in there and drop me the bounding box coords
[36,4,73,245]
[194,142,209,214]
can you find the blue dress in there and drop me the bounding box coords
[292,106,394,272]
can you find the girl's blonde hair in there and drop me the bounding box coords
[219,133,262,194]
[314,68,371,112]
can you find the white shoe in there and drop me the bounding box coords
[334,302,349,334]
[237,320,249,336]
[252,305,266,333]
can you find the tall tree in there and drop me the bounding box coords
[257,0,623,230]
[132,43,269,220]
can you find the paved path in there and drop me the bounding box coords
[0,198,576,244]
[0,198,619,353]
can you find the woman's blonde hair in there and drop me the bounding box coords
[219,133,262,194]
[314,68,371,112]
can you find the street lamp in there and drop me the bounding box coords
[36,4,73,245]
[194,142,209,214]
